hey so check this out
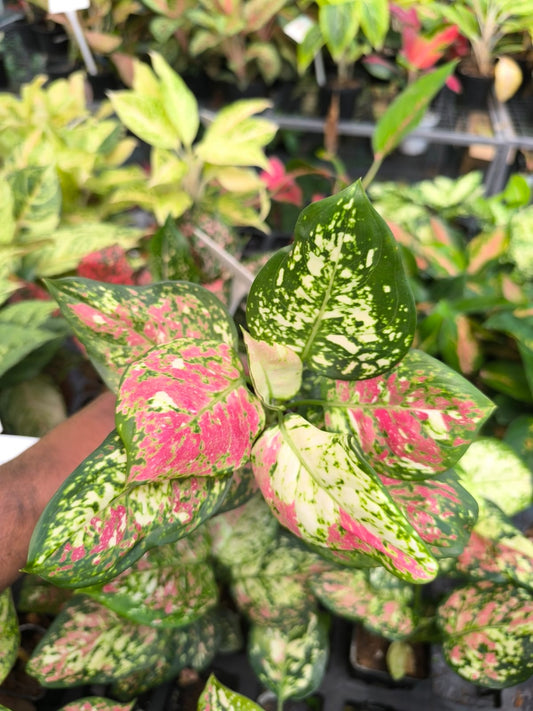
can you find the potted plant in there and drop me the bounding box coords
[432,0,533,105]
[294,0,390,153]
[0,159,530,709]
[182,0,297,96]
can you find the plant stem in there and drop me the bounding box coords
[361,154,384,190]
[277,697,284,711]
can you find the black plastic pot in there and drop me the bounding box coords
[456,63,494,110]
[318,77,364,120]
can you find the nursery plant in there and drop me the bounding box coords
[369,171,533,427]
[185,0,296,92]
[0,170,531,711]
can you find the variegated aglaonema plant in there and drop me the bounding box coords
[8,181,532,708]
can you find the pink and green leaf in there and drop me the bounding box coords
[246,181,416,381]
[82,538,219,628]
[198,674,263,710]
[380,469,478,557]
[26,433,231,588]
[116,338,265,483]
[26,595,179,686]
[248,611,329,703]
[323,349,495,479]
[45,278,238,390]
[17,576,73,615]
[251,414,438,583]
[438,582,533,688]
[0,589,19,684]
[454,499,533,591]
[59,698,135,711]
[311,567,417,639]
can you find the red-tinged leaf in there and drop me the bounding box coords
[324,349,494,480]
[438,582,533,688]
[380,470,478,557]
[251,414,438,583]
[454,314,482,375]
[26,433,231,588]
[76,245,136,285]
[466,228,507,274]
[59,698,135,711]
[311,567,417,639]
[454,499,533,591]
[45,278,238,390]
[82,535,218,628]
[116,339,265,484]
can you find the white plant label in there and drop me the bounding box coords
[48,0,89,14]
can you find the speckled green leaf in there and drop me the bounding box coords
[116,339,265,483]
[438,582,533,688]
[246,181,416,380]
[27,595,179,686]
[109,610,220,700]
[26,433,231,588]
[380,470,478,557]
[456,438,533,516]
[311,567,417,639]
[324,349,495,479]
[248,611,329,702]
[0,589,19,684]
[231,534,324,628]
[208,494,279,576]
[455,499,533,591]
[45,278,238,390]
[198,674,263,710]
[8,165,61,238]
[82,536,218,627]
[59,698,135,711]
[243,330,303,404]
[251,414,438,583]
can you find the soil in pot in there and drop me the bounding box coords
[349,624,429,686]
